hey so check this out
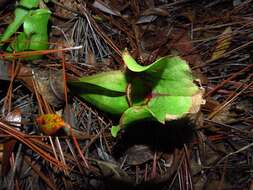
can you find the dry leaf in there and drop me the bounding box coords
[211,27,232,60]
[36,114,65,135]
[34,69,65,107]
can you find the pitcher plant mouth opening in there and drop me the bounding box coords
[68,50,205,137]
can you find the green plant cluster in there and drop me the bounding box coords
[0,0,51,58]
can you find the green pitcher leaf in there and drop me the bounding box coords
[111,106,153,137]
[0,9,28,42]
[123,50,194,82]
[0,0,40,42]
[73,90,128,115]
[123,52,204,124]
[68,71,129,115]
[122,50,149,72]
[68,51,205,137]
[23,8,51,51]
[6,32,28,52]
[0,0,51,59]
[20,0,40,9]
[146,80,203,123]
[77,71,128,93]
[9,8,51,53]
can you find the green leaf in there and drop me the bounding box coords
[68,71,130,115]
[23,8,51,51]
[19,0,40,9]
[122,50,147,72]
[6,32,28,52]
[77,71,128,93]
[111,106,153,137]
[0,9,28,42]
[111,126,120,138]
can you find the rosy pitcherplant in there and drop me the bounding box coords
[68,50,205,137]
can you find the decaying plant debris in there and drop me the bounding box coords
[0,0,253,190]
